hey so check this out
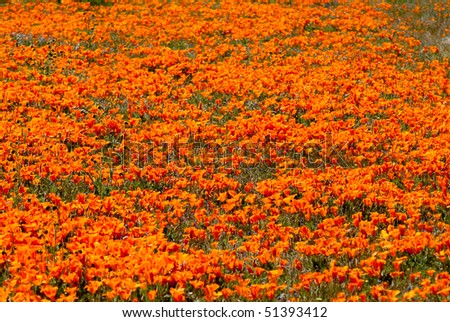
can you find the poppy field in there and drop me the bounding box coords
[1,0,450,302]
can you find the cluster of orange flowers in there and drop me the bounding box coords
[0,0,450,301]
